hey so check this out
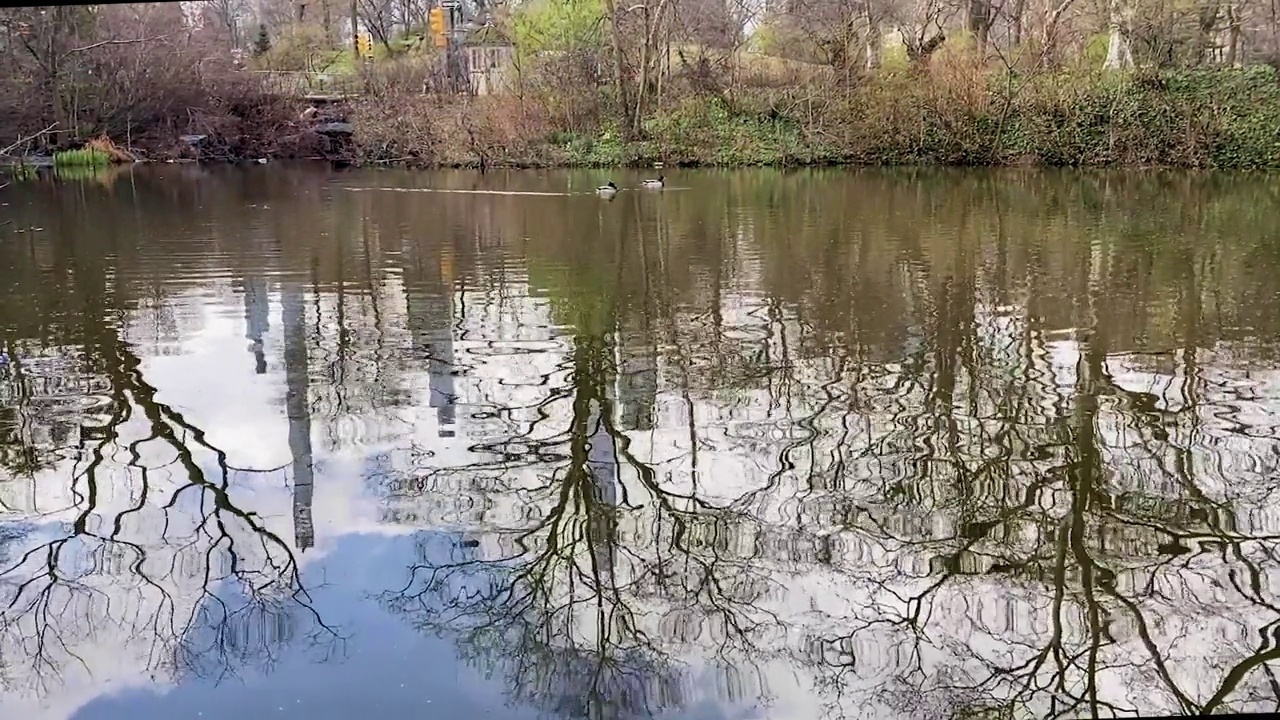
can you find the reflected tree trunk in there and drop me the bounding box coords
[575,333,621,582]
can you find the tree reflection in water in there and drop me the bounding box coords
[0,217,342,700]
[1,355,341,687]
[372,172,1280,719]
[3,168,1280,718]
[382,221,777,718]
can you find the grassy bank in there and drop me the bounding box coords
[350,65,1280,170]
[8,63,1280,172]
[7,5,1280,174]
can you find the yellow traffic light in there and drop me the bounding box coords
[429,7,445,37]
[356,32,373,58]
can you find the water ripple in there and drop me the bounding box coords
[3,168,1280,719]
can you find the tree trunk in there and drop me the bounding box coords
[904,28,946,67]
[1196,3,1220,64]
[635,5,650,130]
[864,6,882,70]
[967,0,992,53]
[1223,3,1242,65]
[52,7,71,138]
[1040,0,1078,67]
[602,0,634,138]
[350,0,359,61]
[1012,0,1026,46]
[633,0,673,139]
[1103,0,1134,69]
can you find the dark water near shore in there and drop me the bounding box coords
[3,164,1280,719]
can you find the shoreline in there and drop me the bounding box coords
[9,63,1280,176]
[6,149,1277,175]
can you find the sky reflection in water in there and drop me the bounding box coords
[2,165,1280,719]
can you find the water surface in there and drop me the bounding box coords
[2,165,1280,719]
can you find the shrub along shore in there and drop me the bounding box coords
[6,24,1280,170]
[343,66,1280,170]
[6,4,1280,173]
[116,65,1280,171]
[9,65,1280,172]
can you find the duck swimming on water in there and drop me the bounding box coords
[641,175,664,189]
[596,181,618,198]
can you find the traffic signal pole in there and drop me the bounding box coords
[429,7,447,47]
[429,3,466,92]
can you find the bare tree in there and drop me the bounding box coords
[783,0,887,72]
[357,0,398,53]
[897,0,957,65]
[202,0,253,48]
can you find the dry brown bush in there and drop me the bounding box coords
[352,92,559,167]
[85,135,137,163]
[0,4,295,158]
[356,54,452,96]
[514,50,606,134]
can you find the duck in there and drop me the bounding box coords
[641,175,665,189]
[596,181,618,198]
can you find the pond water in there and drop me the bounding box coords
[2,164,1280,719]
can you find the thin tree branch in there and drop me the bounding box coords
[1,123,59,156]
[62,34,171,58]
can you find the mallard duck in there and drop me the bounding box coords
[641,175,664,189]
[596,181,618,198]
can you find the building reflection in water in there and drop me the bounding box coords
[283,282,315,553]
[242,275,270,375]
[407,243,457,438]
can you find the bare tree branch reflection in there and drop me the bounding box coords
[0,321,342,697]
[380,222,780,716]
[383,335,680,718]
[8,167,1280,718]
[796,196,1280,719]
